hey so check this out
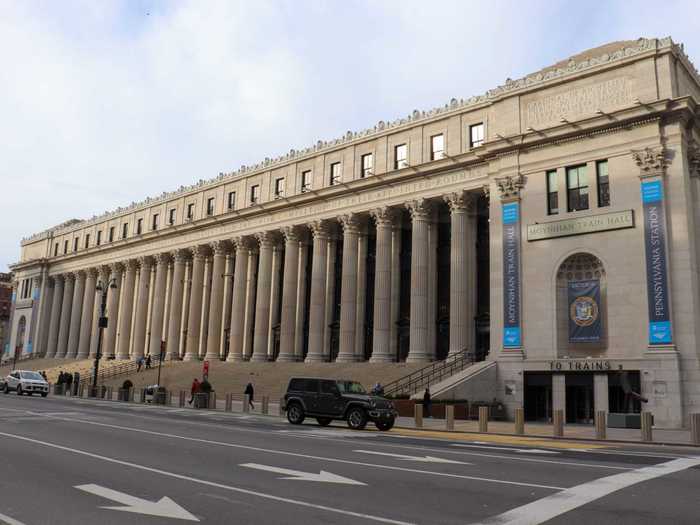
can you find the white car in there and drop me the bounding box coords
[3,370,49,397]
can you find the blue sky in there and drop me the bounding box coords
[1,0,698,271]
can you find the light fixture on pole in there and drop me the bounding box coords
[92,277,117,395]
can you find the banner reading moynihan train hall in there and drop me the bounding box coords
[502,201,521,348]
[568,279,602,343]
[641,179,672,345]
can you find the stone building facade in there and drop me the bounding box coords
[8,37,700,428]
[0,273,13,360]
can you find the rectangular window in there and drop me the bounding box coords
[431,134,445,160]
[122,223,128,239]
[330,162,341,185]
[169,208,176,224]
[96,230,102,246]
[207,197,215,215]
[301,170,312,192]
[152,213,159,230]
[73,237,79,252]
[546,170,559,215]
[470,123,484,148]
[84,234,90,248]
[63,240,68,254]
[566,165,589,212]
[109,227,114,242]
[136,218,143,235]
[250,184,260,204]
[54,242,59,256]
[187,203,195,220]
[597,160,610,207]
[394,144,408,169]
[227,192,236,210]
[360,153,373,178]
[274,177,285,198]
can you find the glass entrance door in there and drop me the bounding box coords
[566,373,594,424]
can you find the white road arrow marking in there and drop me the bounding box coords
[451,443,560,454]
[75,484,199,521]
[240,463,365,485]
[354,449,471,464]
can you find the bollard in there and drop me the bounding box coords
[445,405,455,431]
[690,413,700,446]
[641,411,653,442]
[167,391,172,406]
[262,396,269,415]
[414,403,423,429]
[478,406,489,433]
[553,409,564,437]
[243,394,250,413]
[209,391,217,410]
[515,408,525,435]
[595,410,607,440]
[279,397,286,417]
[129,387,135,402]
[179,390,186,408]
[225,393,233,412]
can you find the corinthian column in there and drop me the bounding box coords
[251,232,275,362]
[166,250,187,360]
[66,271,86,359]
[406,199,433,362]
[227,238,250,361]
[277,226,300,362]
[45,275,65,358]
[184,246,207,361]
[305,220,330,362]
[445,191,474,355]
[117,261,138,359]
[103,263,122,359]
[148,253,170,357]
[243,247,259,360]
[131,257,152,360]
[205,241,228,360]
[267,243,283,360]
[77,269,97,359]
[294,235,310,361]
[337,214,361,362]
[371,207,395,362]
[389,215,403,361]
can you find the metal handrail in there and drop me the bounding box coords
[383,349,475,398]
[77,355,164,388]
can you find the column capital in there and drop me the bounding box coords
[255,231,279,247]
[688,139,700,178]
[123,259,139,271]
[494,174,525,200]
[633,146,671,179]
[172,248,189,264]
[369,207,396,228]
[98,266,111,281]
[444,191,475,213]
[308,220,332,240]
[405,198,433,220]
[63,272,75,283]
[137,255,154,268]
[72,270,86,281]
[340,213,364,234]
[209,240,230,256]
[282,225,302,243]
[233,236,255,252]
[84,267,99,279]
[154,252,171,266]
[109,261,124,274]
[189,245,209,259]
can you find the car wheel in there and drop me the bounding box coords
[286,403,305,425]
[316,417,332,427]
[375,418,395,431]
[41,393,48,398]
[347,407,368,430]
[16,385,23,396]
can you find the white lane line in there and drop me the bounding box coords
[21,411,564,490]
[451,443,560,455]
[0,430,413,525]
[355,450,472,465]
[0,511,27,525]
[476,456,700,525]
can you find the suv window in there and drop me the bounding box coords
[20,371,43,380]
[337,381,366,394]
[10,372,19,379]
[320,380,340,395]
[289,378,319,393]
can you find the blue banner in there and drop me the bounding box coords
[502,201,521,347]
[641,179,672,344]
[568,280,602,342]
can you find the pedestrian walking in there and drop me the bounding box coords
[423,387,432,418]
[371,382,384,396]
[244,381,255,410]
[188,378,200,405]
[40,371,47,381]
[145,355,152,370]
[137,356,144,372]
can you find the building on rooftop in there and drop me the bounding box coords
[8,37,700,428]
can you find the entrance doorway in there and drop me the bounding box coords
[566,374,594,424]
[524,373,552,422]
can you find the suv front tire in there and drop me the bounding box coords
[287,402,305,425]
[347,407,367,430]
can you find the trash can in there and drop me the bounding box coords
[153,386,167,405]
[53,384,65,396]
[194,393,209,409]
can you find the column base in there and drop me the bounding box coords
[166,353,181,361]
[115,353,130,361]
[304,354,327,363]
[276,354,297,362]
[204,353,220,361]
[369,354,394,363]
[250,354,269,362]
[335,353,358,363]
[182,353,200,362]
[76,353,89,360]
[226,354,243,362]
[406,353,432,363]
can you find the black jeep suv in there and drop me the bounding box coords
[283,377,397,431]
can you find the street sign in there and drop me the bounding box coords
[98,316,108,328]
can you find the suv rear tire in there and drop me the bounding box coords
[16,385,23,396]
[346,407,367,430]
[287,402,305,425]
[316,417,332,427]
[375,419,395,431]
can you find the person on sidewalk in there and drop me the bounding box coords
[244,382,255,411]
[145,355,152,370]
[188,378,200,405]
[136,356,144,372]
[423,388,432,418]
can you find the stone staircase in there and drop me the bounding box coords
[99,360,426,400]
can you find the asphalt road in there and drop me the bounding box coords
[0,394,699,525]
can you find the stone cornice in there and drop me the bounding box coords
[21,37,683,245]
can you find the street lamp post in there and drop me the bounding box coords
[92,277,117,395]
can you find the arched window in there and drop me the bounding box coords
[556,253,607,356]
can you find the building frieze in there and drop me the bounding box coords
[22,38,686,245]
